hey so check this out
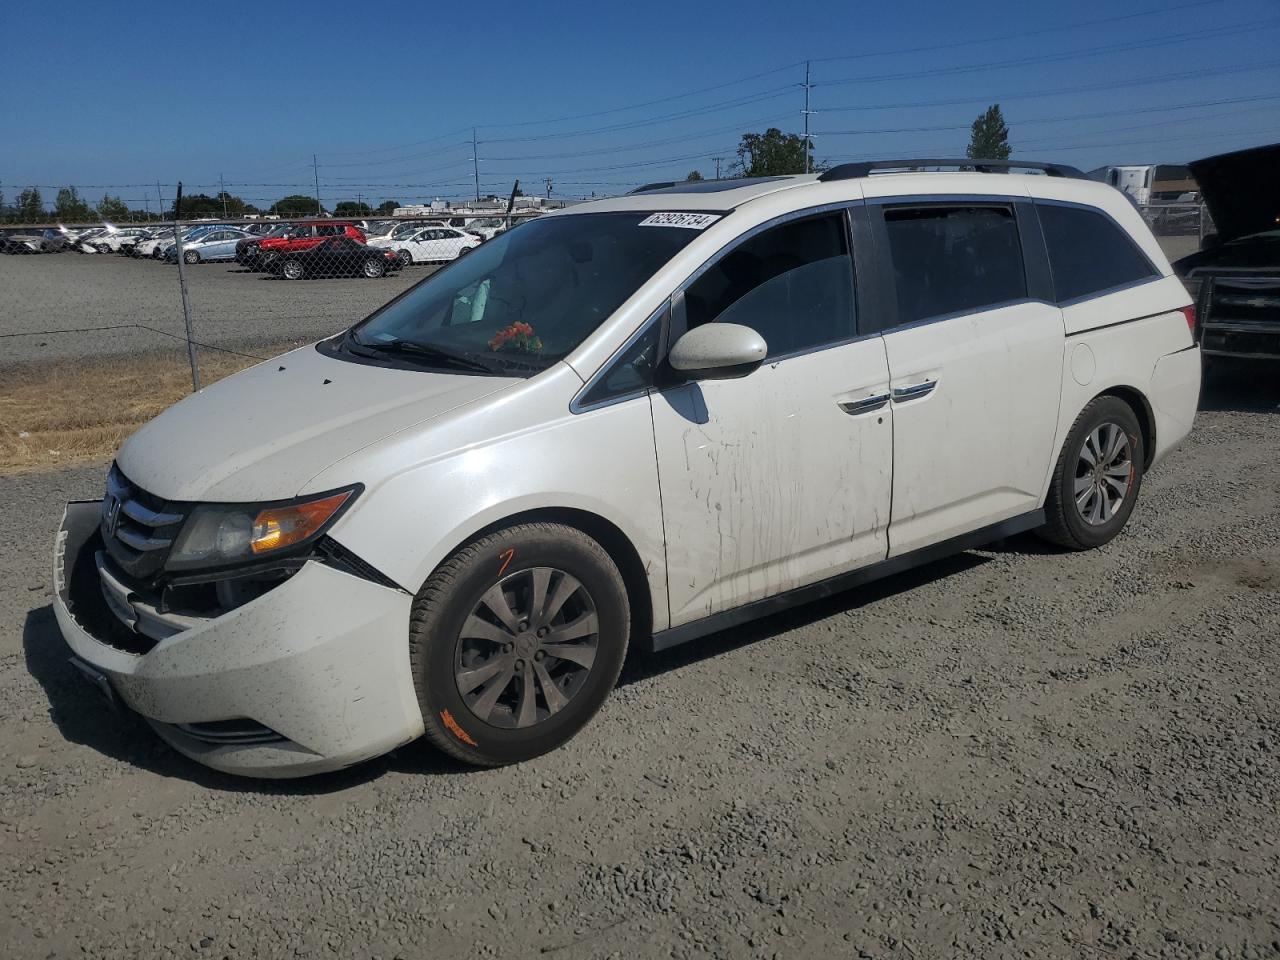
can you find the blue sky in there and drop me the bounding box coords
[1,0,1277,210]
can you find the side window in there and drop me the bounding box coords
[882,205,1025,325]
[577,317,662,408]
[1037,203,1158,303]
[683,213,855,359]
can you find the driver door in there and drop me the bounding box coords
[651,208,894,626]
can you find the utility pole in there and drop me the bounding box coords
[156,180,164,219]
[544,176,553,199]
[471,128,481,202]
[312,154,322,215]
[219,173,227,217]
[803,60,813,174]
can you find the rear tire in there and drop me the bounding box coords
[1038,396,1145,550]
[409,523,630,767]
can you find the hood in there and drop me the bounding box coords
[1173,234,1280,276]
[1190,142,1280,243]
[116,343,517,502]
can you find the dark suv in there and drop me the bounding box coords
[1174,143,1280,365]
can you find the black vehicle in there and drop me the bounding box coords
[270,236,402,280]
[1174,143,1280,363]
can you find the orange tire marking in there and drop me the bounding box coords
[497,548,515,577]
[440,709,478,747]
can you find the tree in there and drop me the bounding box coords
[333,200,372,217]
[55,186,92,222]
[734,128,815,177]
[376,200,400,215]
[97,194,131,222]
[274,194,322,217]
[685,169,704,181]
[966,104,1012,161]
[17,187,44,221]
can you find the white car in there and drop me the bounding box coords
[374,226,481,265]
[54,160,1201,778]
[134,229,176,258]
[86,227,154,254]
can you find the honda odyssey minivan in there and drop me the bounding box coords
[53,160,1202,777]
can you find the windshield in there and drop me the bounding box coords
[348,212,703,374]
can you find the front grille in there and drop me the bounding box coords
[1197,272,1280,359]
[101,464,187,582]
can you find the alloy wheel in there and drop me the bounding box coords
[454,567,600,729]
[1074,422,1133,525]
[282,260,303,280]
[363,258,386,278]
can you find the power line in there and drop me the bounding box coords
[809,0,1234,63]
[816,59,1280,113]
[817,18,1280,88]
[815,93,1280,137]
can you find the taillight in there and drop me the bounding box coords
[1181,304,1196,337]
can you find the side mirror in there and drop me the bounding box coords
[668,323,767,380]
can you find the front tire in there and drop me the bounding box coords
[183,249,200,264]
[280,258,305,280]
[1039,396,1145,550]
[409,523,630,767]
[362,257,387,278]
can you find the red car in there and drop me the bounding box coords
[254,221,366,270]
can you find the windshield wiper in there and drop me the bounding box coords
[347,333,499,374]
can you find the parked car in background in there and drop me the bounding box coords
[2,228,68,253]
[254,221,365,270]
[270,236,401,279]
[86,226,154,254]
[134,229,176,258]
[368,226,481,264]
[234,224,294,269]
[165,227,256,264]
[463,217,508,240]
[1174,142,1280,366]
[53,159,1200,778]
[156,225,237,261]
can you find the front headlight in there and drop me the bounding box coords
[166,486,359,572]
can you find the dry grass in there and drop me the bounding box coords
[0,347,285,475]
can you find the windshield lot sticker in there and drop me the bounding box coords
[638,212,720,230]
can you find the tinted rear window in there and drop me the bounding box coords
[883,205,1026,325]
[1037,203,1158,303]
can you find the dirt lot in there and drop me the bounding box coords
[0,252,430,368]
[0,368,1277,959]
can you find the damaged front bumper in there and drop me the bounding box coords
[52,501,425,778]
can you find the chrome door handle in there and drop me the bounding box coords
[891,379,937,402]
[839,392,890,415]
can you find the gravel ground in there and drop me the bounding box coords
[0,252,432,368]
[3,379,1279,959]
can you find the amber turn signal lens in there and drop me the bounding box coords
[250,491,352,554]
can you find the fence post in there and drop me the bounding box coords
[172,182,201,392]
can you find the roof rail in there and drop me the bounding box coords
[629,181,678,194]
[818,159,1087,182]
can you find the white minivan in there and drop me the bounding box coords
[53,161,1202,778]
